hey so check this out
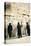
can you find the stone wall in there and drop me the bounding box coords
[4,3,31,37]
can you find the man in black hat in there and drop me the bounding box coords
[26,22,30,36]
[8,23,12,38]
[17,22,22,38]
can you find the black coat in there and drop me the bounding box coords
[26,24,30,35]
[17,24,21,36]
[8,24,12,33]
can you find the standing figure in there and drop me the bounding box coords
[17,22,22,38]
[8,23,12,38]
[26,22,30,36]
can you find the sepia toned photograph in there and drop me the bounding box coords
[4,2,31,44]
